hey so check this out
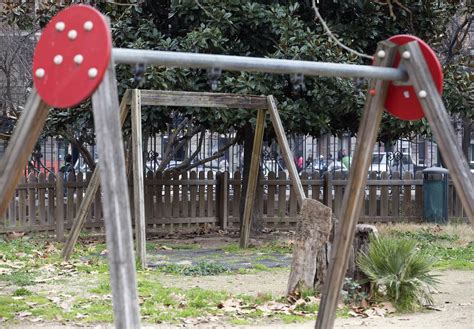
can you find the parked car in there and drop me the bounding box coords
[302,159,347,178]
[370,152,416,177]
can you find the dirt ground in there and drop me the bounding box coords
[7,269,473,329]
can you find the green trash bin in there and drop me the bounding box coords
[423,167,448,224]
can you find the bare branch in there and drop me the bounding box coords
[311,0,373,60]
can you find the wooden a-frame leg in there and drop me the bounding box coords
[0,89,49,217]
[401,41,474,226]
[92,64,140,328]
[239,108,266,248]
[131,89,147,268]
[266,95,305,206]
[61,90,131,261]
[315,41,398,329]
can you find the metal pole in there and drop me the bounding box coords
[112,48,407,81]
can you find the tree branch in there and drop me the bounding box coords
[311,0,373,60]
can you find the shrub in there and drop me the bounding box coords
[356,235,438,311]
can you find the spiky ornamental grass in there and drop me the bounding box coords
[356,235,439,312]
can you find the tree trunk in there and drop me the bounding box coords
[287,199,332,295]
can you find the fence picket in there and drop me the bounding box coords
[181,172,189,223]
[391,172,400,217]
[198,171,205,218]
[403,171,413,218]
[163,172,172,219]
[76,173,84,217]
[38,173,46,225]
[380,171,389,217]
[368,172,377,217]
[66,173,75,224]
[278,171,287,225]
[48,173,55,224]
[190,171,197,220]
[414,171,423,218]
[28,173,37,226]
[267,171,276,218]
[334,172,344,218]
[207,171,214,218]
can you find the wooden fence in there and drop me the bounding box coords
[0,170,468,234]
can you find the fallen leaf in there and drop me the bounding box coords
[7,232,25,240]
[16,311,32,318]
[26,302,38,307]
[380,302,396,314]
[28,317,43,322]
[75,313,88,319]
[12,296,25,300]
[158,245,172,250]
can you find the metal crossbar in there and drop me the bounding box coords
[112,48,407,81]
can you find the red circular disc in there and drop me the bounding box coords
[384,35,443,121]
[32,5,111,108]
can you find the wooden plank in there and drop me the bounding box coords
[47,173,55,225]
[38,173,46,225]
[138,90,267,109]
[380,171,389,217]
[240,108,266,248]
[323,172,333,207]
[91,62,140,328]
[61,91,131,261]
[267,96,305,206]
[289,179,297,221]
[368,172,377,217]
[232,171,241,222]
[28,173,37,226]
[0,89,49,217]
[267,171,276,218]
[131,89,146,268]
[18,177,26,227]
[301,172,309,197]
[55,174,64,241]
[311,177,321,201]
[66,173,75,224]
[171,172,180,220]
[278,171,287,222]
[401,41,474,226]
[9,193,16,228]
[181,172,190,222]
[217,172,229,229]
[163,171,172,219]
[207,171,214,217]
[403,171,413,217]
[198,171,206,218]
[334,171,345,218]
[392,172,400,217]
[76,172,83,217]
[149,171,158,224]
[189,171,197,219]
[316,41,397,329]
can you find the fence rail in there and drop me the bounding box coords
[0,170,468,235]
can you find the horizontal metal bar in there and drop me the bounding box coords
[112,48,407,81]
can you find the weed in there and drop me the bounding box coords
[13,288,32,296]
[341,278,367,305]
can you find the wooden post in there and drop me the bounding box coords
[239,109,266,248]
[91,62,140,328]
[401,41,474,226]
[316,41,397,329]
[61,91,131,261]
[266,96,305,206]
[55,174,64,242]
[131,89,147,268]
[217,171,229,229]
[0,89,49,217]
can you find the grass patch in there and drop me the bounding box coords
[13,288,32,296]
[156,261,230,276]
[380,224,474,270]
[221,242,292,255]
[0,270,37,286]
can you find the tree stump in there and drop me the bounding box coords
[314,221,378,288]
[287,199,332,295]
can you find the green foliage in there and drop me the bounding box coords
[156,261,230,276]
[341,277,368,305]
[356,235,438,311]
[13,288,32,296]
[1,0,469,146]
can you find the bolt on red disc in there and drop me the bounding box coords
[32,5,111,108]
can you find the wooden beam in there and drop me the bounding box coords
[239,108,266,248]
[401,41,474,226]
[92,65,140,327]
[131,89,147,268]
[138,90,267,109]
[0,89,49,217]
[266,95,305,206]
[316,41,397,329]
[61,90,131,261]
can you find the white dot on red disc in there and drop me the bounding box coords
[35,68,45,78]
[84,21,93,31]
[68,30,78,40]
[74,54,84,65]
[54,55,63,65]
[55,22,65,32]
[88,68,98,78]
